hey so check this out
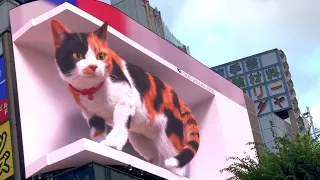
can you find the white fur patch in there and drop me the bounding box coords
[90,127,106,142]
[165,157,179,168]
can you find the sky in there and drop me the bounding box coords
[149,0,320,129]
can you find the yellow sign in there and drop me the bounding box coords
[0,120,14,179]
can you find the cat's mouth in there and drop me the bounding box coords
[82,65,103,78]
[82,72,103,78]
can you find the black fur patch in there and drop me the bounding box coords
[126,63,150,100]
[172,90,192,117]
[188,140,199,151]
[110,59,130,85]
[175,148,194,168]
[152,75,165,112]
[172,90,181,111]
[88,115,105,131]
[126,115,132,130]
[55,33,89,75]
[164,109,184,142]
[186,118,197,126]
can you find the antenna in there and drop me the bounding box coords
[302,106,317,138]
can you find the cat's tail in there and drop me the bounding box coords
[165,101,200,169]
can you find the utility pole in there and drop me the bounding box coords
[302,106,317,139]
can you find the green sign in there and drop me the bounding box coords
[229,63,242,76]
[265,66,280,80]
[231,76,245,88]
[245,57,259,71]
[214,67,225,77]
[248,71,262,85]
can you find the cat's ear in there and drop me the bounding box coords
[94,22,108,41]
[51,19,71,48]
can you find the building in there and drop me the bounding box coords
[210,49,305,152]
[109,0,190,54]
[0,0,256,179]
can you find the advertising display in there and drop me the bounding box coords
[9,1,255,179]
[211,49,292,117]
[0,121,14,180]
[0,56,8,124]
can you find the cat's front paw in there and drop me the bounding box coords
[90,127,107,142]
[100,132,128,151]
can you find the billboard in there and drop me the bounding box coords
[0,56,8,124]
[0,121,14,180]
[211,49,292,117]
[9,1,255,180]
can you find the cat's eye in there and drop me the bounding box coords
[96,52,106,60]
[72,53,84,60]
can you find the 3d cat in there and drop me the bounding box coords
[50,19,200,176]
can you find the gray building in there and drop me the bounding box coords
[109,0,190,54]
[211,49,306,152]
[0,0,19,54]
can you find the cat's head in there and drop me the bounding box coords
[50,19,111,88]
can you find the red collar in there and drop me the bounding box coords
[68,81,105,100]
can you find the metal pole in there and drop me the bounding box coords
[307,106,317,139]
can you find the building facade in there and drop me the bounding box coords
[109,0,190,54]
[211,49,304,151]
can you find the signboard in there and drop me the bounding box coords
[244,57,260,72]
[227,62,244,77]
[260,51,278,67]
[0,121,14,180]
[249,85,267,101]
[0,57,8,124]
[212,67,226,78]
[254,99,271,115]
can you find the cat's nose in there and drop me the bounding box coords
[88,65,97,71]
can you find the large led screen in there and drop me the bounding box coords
[8,1,255,179]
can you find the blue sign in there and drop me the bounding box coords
[0,57,7,101]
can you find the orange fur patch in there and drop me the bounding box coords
[143,73,158,120]
[87,33,124,73]
[137,73,200,153]
[51,19,71,48]
[93,130,105,138]
[169,133,185,152]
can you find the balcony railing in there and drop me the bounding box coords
[294,107,301,118]
[282,61,289,70]
[287,79,294,89]
[292,98,298,106]
[289,88,296,100]
[279,49,287,63]
[284,70,291,81]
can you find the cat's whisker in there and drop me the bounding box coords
[76,30,83,43]
[109,73,119,80]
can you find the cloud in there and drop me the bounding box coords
[204,35,219,42]
[310,104,320,129]
[152,0,320,114]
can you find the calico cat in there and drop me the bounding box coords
[50,19,200,176]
